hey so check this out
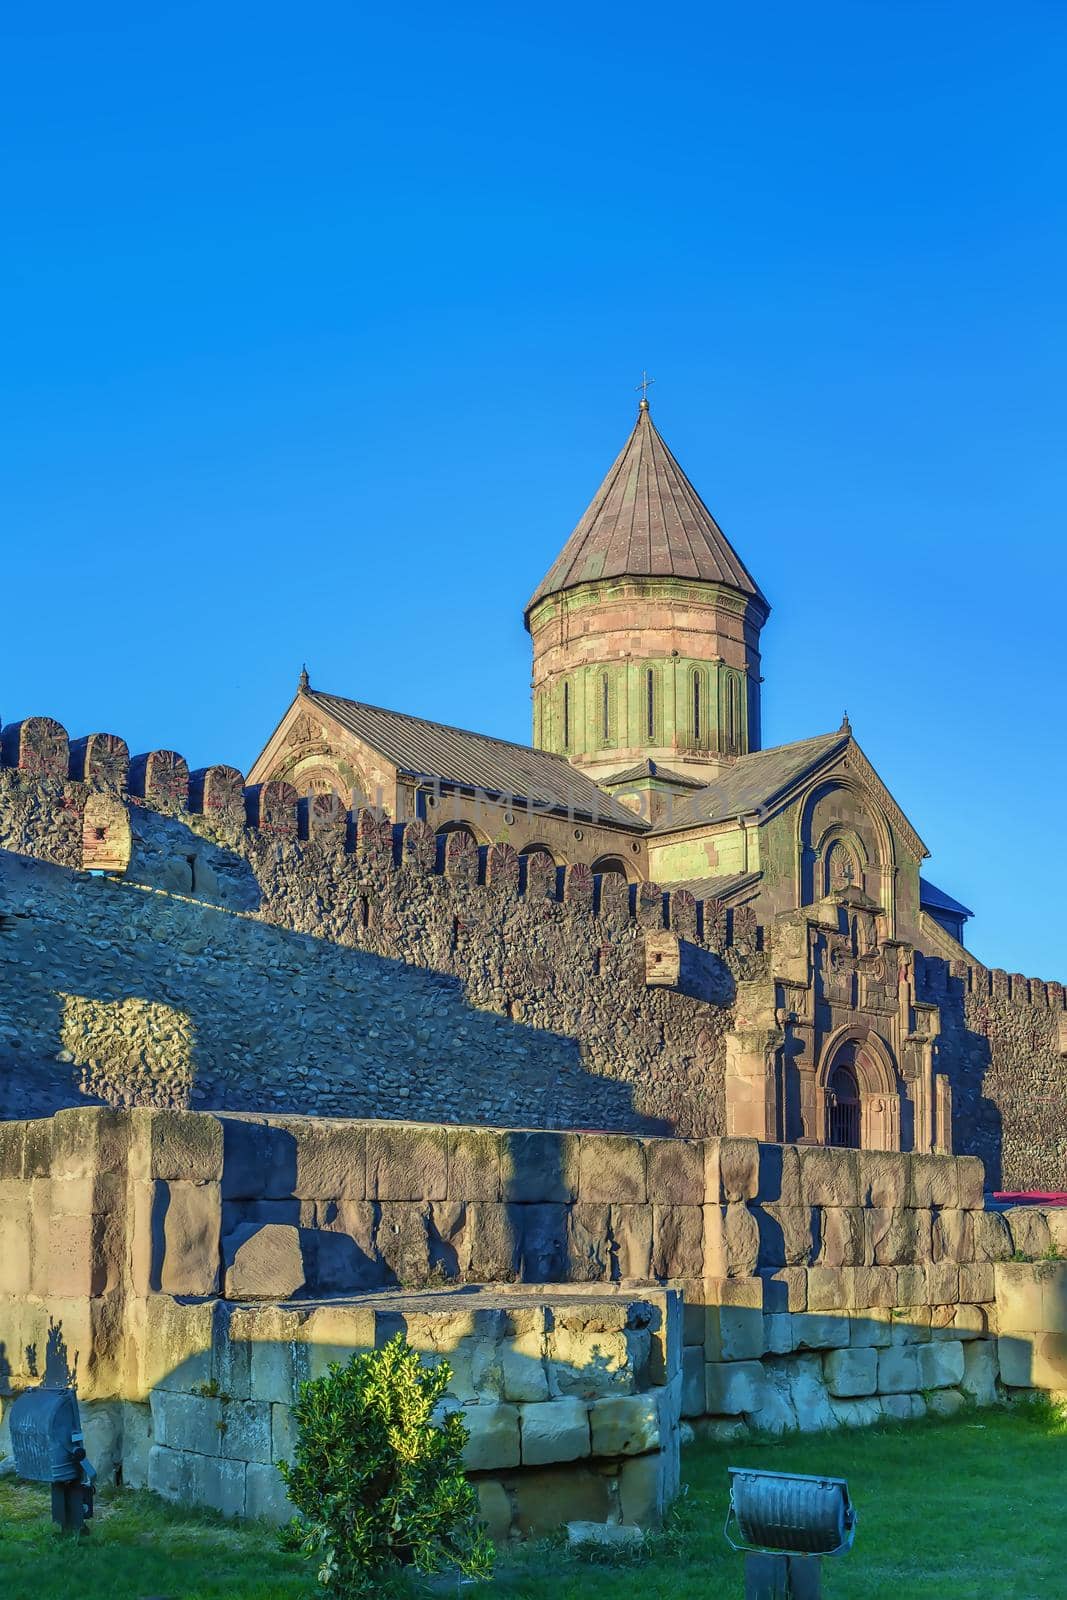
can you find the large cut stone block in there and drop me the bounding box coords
[223,1223,306,1299]
[817,1207,865,1269]
[618,1450,672,1527]
[579,1135,646,1204]
[704,1282,765,1362]
[956,1157,986,1210]
[799,1148,859,1208]
[960,1340,998,1406]
[645,1139,705,1205]
[682,1346,705,1416]
[705,1360,768,1416]
[877,1346,920,1394]
[366,1125,448,1201]
[1005,1207,1052,1261]
[547,1327,641,1397]
[448,1128,502,1201]
[704,1203,759,1277]
[519,1397,589,1465]
[959,1262,995,1305]
[610,1203,653,1278]
[755,1203,815,1268]
[933,1209,974,1264]
[461,1403,521,1470]
[917,1339,965,1389]
[857,1150,908,1208]
[589,1394,660,1456]
[824,1346,877,1398]
[158,1181,222,1296]
[717,1139,760,1201]
[136,1110,224,1183]
[652,1205,704,1278]
[972,1210,1013,1263]
[785,1352,837,1432]
[500,1132,579,1203]
[246,1459,293,1525]
[757,1143,802,1207]
[792,1313,850,1351]
[908,1154,959,1208]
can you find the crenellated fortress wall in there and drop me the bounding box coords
[0,710,1065,1183]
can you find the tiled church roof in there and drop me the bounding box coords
[306,689,649,831]
[649,730,848,833]
[526,401,768,614]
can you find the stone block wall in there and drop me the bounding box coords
[143,1288,682,1534]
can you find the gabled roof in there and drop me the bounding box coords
[304,689,649,831]
[650,731,848,833]
[600,759,706,789]
[525,402,768,615]
[657,870,763,904]
[920,877,974,921]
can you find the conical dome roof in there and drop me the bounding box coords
[526,402,767,616]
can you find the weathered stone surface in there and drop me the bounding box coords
[461,1403,521,1470]
[972,1210,1013,1263]
[857,1150,908,1208]
[519,1397,589,1464]
[784,1352,837,1431]
[501,1134,579,1203]
[960,1339,998,1405]
[880,1391,925,1421]
[704,1203,759,1277]
[817,1207,865,1270]
[448,1129,502,1201]
[589,1393,660,1456]
[223,1223,306,1299]
[651,1205,703,1278]
[824,1346,877,1398]
[618,1450,672,1526]
[366,1125,447,1201]
[610,1203,653,1278]
[755,1203,815,1268]
[245,1459,292,1524]
[548,1326,641,1397]
[917,1339,965,1389]
[933,1209,973,1264]
[792,1313,850,1351]
[877,1346,920,1394]
[645,1138,704,1205]
[475,1480,513,1542]
[681,1346,705,1416]
[579,1135,646,1204]
[830,1396,882,1428]
[907,1155,959,1209]
[705,1360,768,1415]
[717,1138,760,1201]
[799,1147,858,1208]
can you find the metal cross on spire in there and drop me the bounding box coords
[636,370,655,409]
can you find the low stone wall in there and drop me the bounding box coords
[144,1287,682,1534]
[995,1258,1067,1393]
[3,1106,1065,1530]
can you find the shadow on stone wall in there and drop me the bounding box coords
[0,847,662,1133]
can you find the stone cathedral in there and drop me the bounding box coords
[247,396,1011,1161]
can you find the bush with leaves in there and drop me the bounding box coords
[278,1332,494,1596]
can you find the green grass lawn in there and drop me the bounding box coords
[0,1406,1063,1600]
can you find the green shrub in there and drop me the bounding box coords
[278,1333,494,1597]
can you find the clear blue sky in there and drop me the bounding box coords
[2,4,1065,976]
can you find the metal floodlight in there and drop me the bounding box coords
[725,1467,857,1599]
[9,1385,97,1534]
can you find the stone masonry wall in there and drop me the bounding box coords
[918,953,1067,1189]
[0,715,760,1134]
[144,1288,683,1535]
[3,1108,1065,1528]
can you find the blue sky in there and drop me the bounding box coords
[2,4,1065,975]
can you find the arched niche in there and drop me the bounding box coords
[591,854,632,881]
[797,779,896,929]
[816,1024,901,1153]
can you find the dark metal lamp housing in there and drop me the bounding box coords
[9,1386,97,1534]
[725,1467,857,1598]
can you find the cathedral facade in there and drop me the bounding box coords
[248,400,1014,1160]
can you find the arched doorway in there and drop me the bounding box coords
[826,1057,861,1148]
[816,1027,901,1152]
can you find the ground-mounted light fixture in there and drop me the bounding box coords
[9,1386,97,1533]
[725,1466,857,1598]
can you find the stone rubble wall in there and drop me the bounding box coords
[917,952,1067,1190]
[0,713,761,1134]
